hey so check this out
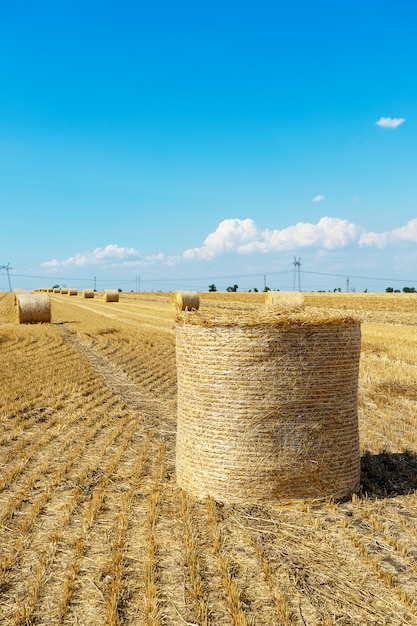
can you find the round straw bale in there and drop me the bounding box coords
[103,290,119,302]
[265,290,305,312]
[53,288,60,293]
[175,310,361,504]
[68,288,78,296]
[17,293,51,324]
[60,288,68,294]
[172,290,200,312]
[82,289,95,298]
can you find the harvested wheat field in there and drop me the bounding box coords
[1,289,417,625]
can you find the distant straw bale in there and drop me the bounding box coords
[82,289,94,298]
[175,309,361,504]
[172,290,200,312]
[17,293,51,324]
[68,288,78,296]
[53,288,60,293]
[60,288,68,294]
[103,290,119,302]
[265,290,305,312]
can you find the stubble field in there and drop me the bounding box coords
[1,290,417,625]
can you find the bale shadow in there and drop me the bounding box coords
[360,449,417,498]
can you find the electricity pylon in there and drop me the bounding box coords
[293,257,301,291]
[0,263,12,291]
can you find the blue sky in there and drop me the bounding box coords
[1,0,417,293]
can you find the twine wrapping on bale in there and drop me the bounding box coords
[172,290,200,312]
[103,290,119,302]
[265,290,305,312]
[68,288,78,296]
[175,309,361,504]
[17,293,51,324]
[82,289,94,298]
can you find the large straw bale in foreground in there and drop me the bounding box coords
[172,290,200,311]
[175,309,361,503]
[103,290,119,302]
[16,293,51,324]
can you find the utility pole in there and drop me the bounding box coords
[0,263,12,291]
[264,274,266,291]
[346,277,350,293]
[136,275,141,292]
[293,257,301,291]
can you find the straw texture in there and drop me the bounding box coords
[172,290,200,312]
[175,310,361,503]
[68,288,78,296]
[17,293,51,324]
[265,290,305,312]
[82,289,95,298]
[103,290,119,302]
[60,288,68,294]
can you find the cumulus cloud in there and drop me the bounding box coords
[183,217,363,259]
[40,218,417,277]
[42,244,140,268]
[392,218,417,242]
[375,117,405,129]
[360,219,417,248]
[183,218,259,260]
[312,194,325,202]
[358,231,389,248]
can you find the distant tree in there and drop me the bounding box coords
[386,287,394,293]
[118,288,122,292]
[208,284,217,292]
[226,284,238,292]
[253,287,258,292]
[334,287,342,292]
[52,284,59,289]
[403,287,416,293]
[263,286,271,292]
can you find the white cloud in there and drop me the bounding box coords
[375,116,405,129]
[183,218,259,260]
[358,231,389,248]
[40,218,417,280]
[184,217,363,259]
[391,218,417,242]
[42,244,140,268]
[360,219,417,248]
[312,194,325,202]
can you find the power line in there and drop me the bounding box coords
[300,270,417,284]
[8,268,417,289]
